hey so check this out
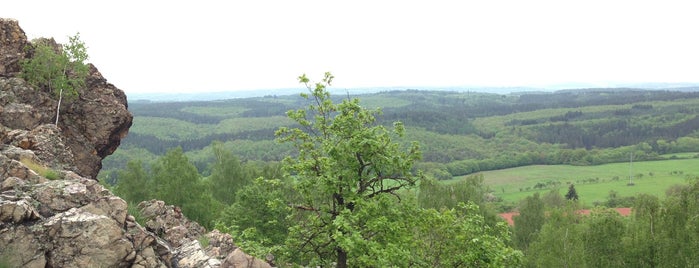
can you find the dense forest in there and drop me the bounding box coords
[103,88,699,179]
[102,84,699,266]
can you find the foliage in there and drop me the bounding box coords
[150,147,220,229]
[513,192,545,251]
[208,141,253,205]
[104,88,699,182]
[216,176,293,257]
[410,202,523,267]
[104,76,699,266]
[419,174,501,226]
[115,160,150,203]
[525,202,585,267]
[275,73,422,267]
[20,33,89,125]
[583,207,627,267]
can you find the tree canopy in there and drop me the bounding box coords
[275,73,422,267]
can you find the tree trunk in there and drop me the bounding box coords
[336,247,348,268]
[55,87,63,126]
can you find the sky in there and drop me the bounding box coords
[4,0,699,94]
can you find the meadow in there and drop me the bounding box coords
[455,157,699,205]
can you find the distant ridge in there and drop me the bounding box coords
[128,83,699,102]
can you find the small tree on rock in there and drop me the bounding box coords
[20,33,89,126]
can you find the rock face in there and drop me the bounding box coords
[0,18,131,179]
[0,19,270,267]
[0,18,30,77]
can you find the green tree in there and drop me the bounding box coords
[114,160,150,203]
[655,178,699,266]
[418,174,501,227]
[208,141,252,205]
[623,194,660,267]
[216,176,293,259]
[526,202,585,267]
[513,192,545,251]
[20,33,89,126]
[565,184,579,201]
[411,202,523,267]
[542,187,566,208]
[583,207,626,267]
[151,147,218,228]
[276,73,421,267]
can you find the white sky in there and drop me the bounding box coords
[4,0,698,94]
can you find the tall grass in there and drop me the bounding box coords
[19,157,60,180]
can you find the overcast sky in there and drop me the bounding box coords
[4,0,698,94]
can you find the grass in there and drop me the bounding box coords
[127,202,147,226]
[198,235,210,248]
[20,157,60,180]
[451,158,699,206]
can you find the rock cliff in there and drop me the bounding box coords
[0,18,270,267]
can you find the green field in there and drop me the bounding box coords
[453,158,699,205]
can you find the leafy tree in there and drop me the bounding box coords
[208,141,252,205]
[114,160,150,203]
[513,192,545,250]
[623,194,660,267]
[276,73,421,267]
[216,176,293,259]
[542,187,566,208]
[583,207,627,267]
[411,202,522,267]
[151,147,218,228]
[655,178,699,266]
[20,33,89,126]
[526,202,585,267]
[418,174,501,226]
[565,184,579,201]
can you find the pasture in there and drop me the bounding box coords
[453,158,699,205]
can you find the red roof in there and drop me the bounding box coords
[499,207,632,226]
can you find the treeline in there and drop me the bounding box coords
[111,85,525,266]
[106,88,699,179]
[110,140,699,267]
[529,114,699,150]
[122,128,280,155]
[514,179,699,267]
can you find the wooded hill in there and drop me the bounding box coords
[101,88,699,182]
[101,87,699,266]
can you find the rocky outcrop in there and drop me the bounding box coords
[0,18,30,77]
[0,18,131,179]
[1,18,270,267]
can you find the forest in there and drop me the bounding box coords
[101,79,699,267]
